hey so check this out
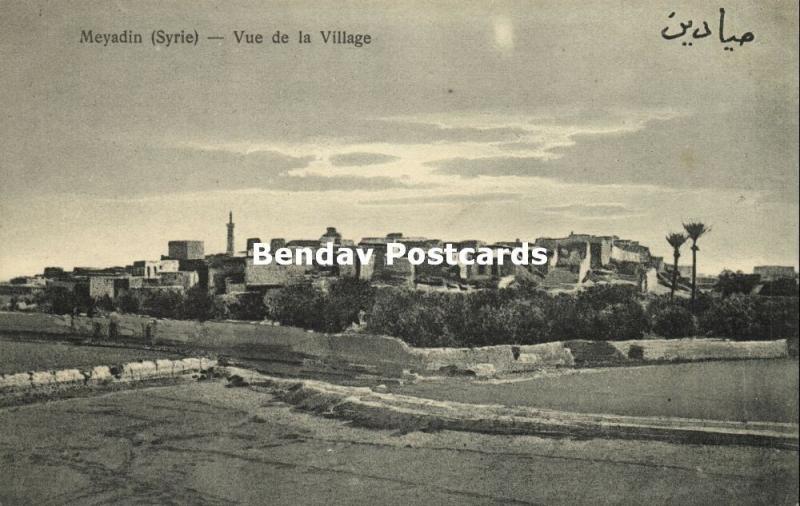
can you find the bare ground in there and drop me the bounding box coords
[0,381,797,505]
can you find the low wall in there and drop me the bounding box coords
[410,342,575,375]
[609,338,789,362]
[0,357,216,398]
[0,312,791,378]
[0,312,577,377]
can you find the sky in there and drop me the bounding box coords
[1,0,798,280]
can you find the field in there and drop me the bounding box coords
[390,359,799,423]
[0,334,182,374]
[1,381,797,505]
[0,335,797,504]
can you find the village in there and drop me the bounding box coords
[1,212,796,314]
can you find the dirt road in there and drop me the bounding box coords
[1,381,796,505]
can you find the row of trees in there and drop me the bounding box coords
[263,281,798,347]
[31,286,263,322]
[28,271,797,347]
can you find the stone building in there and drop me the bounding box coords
[754,265,797,281]
[167,240,205,260]
[159,271,200,290]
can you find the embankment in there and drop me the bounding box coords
[220,366,800,450]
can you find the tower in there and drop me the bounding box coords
[226,211,235,256]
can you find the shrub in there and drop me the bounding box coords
[265,283,326,331]
[650,303,697,338]
[751,297,799,339]
[36,286,94,315]
[601,300,651,340]
[225,292,267,321]
[698,294,799,340]
[628,344,645,359]
[116,293,141,314]
[141,290,184,319]
[322,278,375,333]
[180,287,216,321]
[366,289,452,346]
[698,294,757,339]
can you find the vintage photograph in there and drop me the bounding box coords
[1,0,798,504]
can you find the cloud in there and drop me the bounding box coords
[270,175,433,192]
[353,120,529,145]
[495,141,544,152]
[359,192,520,206]
[427,111,799,200]
[492,15,514,52]
[539,203,644,219]
[3,142,431,197]
[5,144,317,196]
[329,152,400,167]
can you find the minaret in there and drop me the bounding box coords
[226,211,235,256]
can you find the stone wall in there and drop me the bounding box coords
[0,312,575,376]
[0,312,791,378]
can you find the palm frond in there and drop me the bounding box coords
[666,232,688,249]
[682,222,710,241]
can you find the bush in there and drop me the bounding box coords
[244,279,799,345]
[649,301,697,338]
[141,290,184,319]
[366,289,453,346]
[750,297,799,339]
[698,294,799,340]
[600,300,651,340]
[698,294,757,339]
[35,286,94,315]
[116,293,141,314]
[265,283,326,331]
[321,278,375,333]
[224,292,267,321]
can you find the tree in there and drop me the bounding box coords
[716,269,760,297]
[142,290,184,319]
[264,283,326,331]
[182,286,216,321]
[96,294,115,311]
[116,292,142,314]
[665,232,688,301]
[322,277,375,332]
[683,221,710,311]
[36,286,93,315]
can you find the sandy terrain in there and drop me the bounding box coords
[1,381,797,505]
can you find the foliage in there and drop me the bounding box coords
[116,292,142,314]
[665,233,688,250]
[96,295,115,312]
[696,295,798,340]
[35,286,94,315]
[759,279,799,297]
[321,277,375,333]
[698,294,758,339]
[224,292,267,321]
[648,297,697,338]
[716,269,760,297]
[141,290,184,319]
[682,222,711,242]
[181,286,216,321]
[265,283,326,331]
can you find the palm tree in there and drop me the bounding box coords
[666,232,688,301]
[683,221,711,310]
